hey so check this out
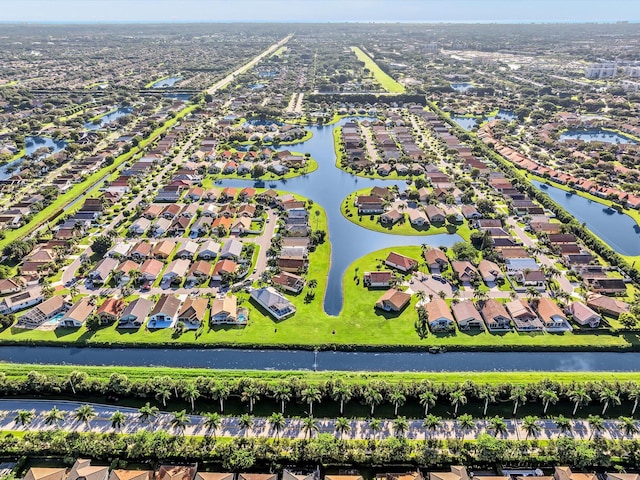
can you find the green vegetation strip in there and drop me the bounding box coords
[351,46,406,93]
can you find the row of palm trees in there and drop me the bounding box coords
[11,403,640,441]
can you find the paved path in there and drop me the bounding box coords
[1,399,637,441]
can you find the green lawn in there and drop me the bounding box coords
[351,47,405,93]
[144,75,171,88]
[201,158,318,185]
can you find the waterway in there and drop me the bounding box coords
[0,136,67,181]
[151,76,182,88]
[451,110,517,131]
[450,82,473,92]
[559,128,637,144]
[531,180,640,256]
[84,107,133,131]
[2,345,640,371]
[215,117,462,315]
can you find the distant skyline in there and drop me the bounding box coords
[1,0,639,24]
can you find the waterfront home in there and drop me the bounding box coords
[250,287,296,320]
[424,248,448,273]
[96,298,125,325]
[89,257,119,285]
[451,301,485,330]
[355,195,384,214]
[586,294,629,318]
[211,295,247,325]
[385,251,418,272]
[0,288,45,314]
[567,301,601,328]
[407,208,429,226]
[425,298,455,331]
[197,240,220,260]
[162,259,190,284]
[536,297,571,331]
[178,297,208,328]
[425,205,446,223]
[480,299,512,331]
[149,295,182,328]
[18,296,67,328]
[363,271,394,288]
[506,299,544,331]
[59,298,94,327]
[139,258,164,282]
[277,257,308,273]
[380,209,403,225]
[375,288,411,312]
[272,272,305,293]
[119,298,154,328]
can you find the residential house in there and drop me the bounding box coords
[139,258,164,283]
[59,298,94,327]
[231,217,252,234]
[587,294,629,318]
[220,239,243,260]
[148,295,182,328]
[250,287,296,320]
[109,470,154,480]
[567,301,601,328]
[375,288,411,312]
[380,209,403,225]
[0,278,23,295]
[451,261,478,284]
[23,468,67,480]
[425,205,446,223]
[152,240,176,259]
[197,240,220,260]
[424,248,448,273]
[407,208,429,226]
[425,298,455,331]
[151,217,171,237]
[536,297,571,331]
[481,299,512,331]
[272,271,305,293]
[0,288,45,314]
[96,298,125,325]
[363,271,394,288]
[162,259,190,284]
[187,260,212,284]
[385,251,418,272]
[355,195,384,214]
[178,297,208,328]
[477,260,504,284]
[277,257,308,273]
[67,459,109,480]
[129,217,151,235]
[554,467,597,480]
[506,299,544,331]
[18,296,67,327]
[129,241,152,261]
[168,216,191,236]
[212,259,238,281]
[176,241,199,259]
[452,301,485,330]
[116,260,140,285]
[119,298,154,327]
[157,466,197,480]
[587,278,627,295]
[89,257,119,285]
[211,295,248,325]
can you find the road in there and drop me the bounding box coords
[0,399,636,441]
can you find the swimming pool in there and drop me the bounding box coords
[45,313,65,325]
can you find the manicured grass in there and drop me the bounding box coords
[351,47,405,93]
[341,188,471,240]
[201,159,317,185]
[144,75,171,88]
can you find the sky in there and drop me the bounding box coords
[0,0,639,23]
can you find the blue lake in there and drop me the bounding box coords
[0,136,67,180]
[451,110,517,131]
[531,180,640,256]
[84,107,133,131]
[151,76,182,88]
[217,117,462,315]
[560,128,637,144]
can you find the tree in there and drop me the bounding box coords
[510,386,527,416]
[211,381,231,412]
[628,384,640,415]
[238,413,254,437]
[274,382,292,414]
[588,414,605,439]
[541,389,559,414]
[449,389,467,416]
[364,387,383,416]
[241,384,261,414]
[487,416,508,438]
[182,383,200,412]
[110,410,126,431]
[170,410,191,435]
[67,370,88,395]
[388,390,406,416]
[301,386,322,416]
[138,403,159,424]
[423,414,442,439]
[522,415,541,439]
[73,405,96,426]
[619,416,639,438]
[302,416,319,439]
[619,312,637,329]
[204,412,222,438]
[458,413,475,441]
[368,418,382,440]
[419,390,437,416]
[14,410,34,426]
[569,388,591,416]
[44,406,66,427]
[268,412,286,439]
[393,416,409,438]
[555,415,573,436]
[91,235,113,256]
[479,386,497,417]
[331,383,352,415]
[335,417,351,439]
[155,386,171,407]
[600,387,621,415]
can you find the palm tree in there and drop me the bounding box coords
[541,389,559,414]
[335,417,351,439]
[308,278,318,290]
[182,383,200,412]
[509,386,528,416]
[419,390,437,416]
[44,406,66,427]
[522,415,541,439]
[525,286,541,302]
[155,386,172,407]
[268,412,286,439]
[274,382,292,414]
[393,416,409,438]
[449,389,467,416]
[368,418,382,440]
[241,384,261,414]
[110,411,126,431]
[600,387,621,416]
[211,382,231,413]
[200,412,221,437]
[73,405,96,426]
[388,390,406,416]
[331,384,352,415]
[619,416,639,438]
[301,386,322,416]
[587,414,605,439]
[554,415,573,436]
[14,410,34,426]
[170,410,191,435]
[302,416,319,439]
[569,388,591,416]
[487,416,508,438]
[627,384,640,415]
[138,403,159,424]
[238,413,254,437]
[479,386,497,417]
[364,387,383,416]
[457,413,475,441]
[423,414,442,439]
[67,370,88,395]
